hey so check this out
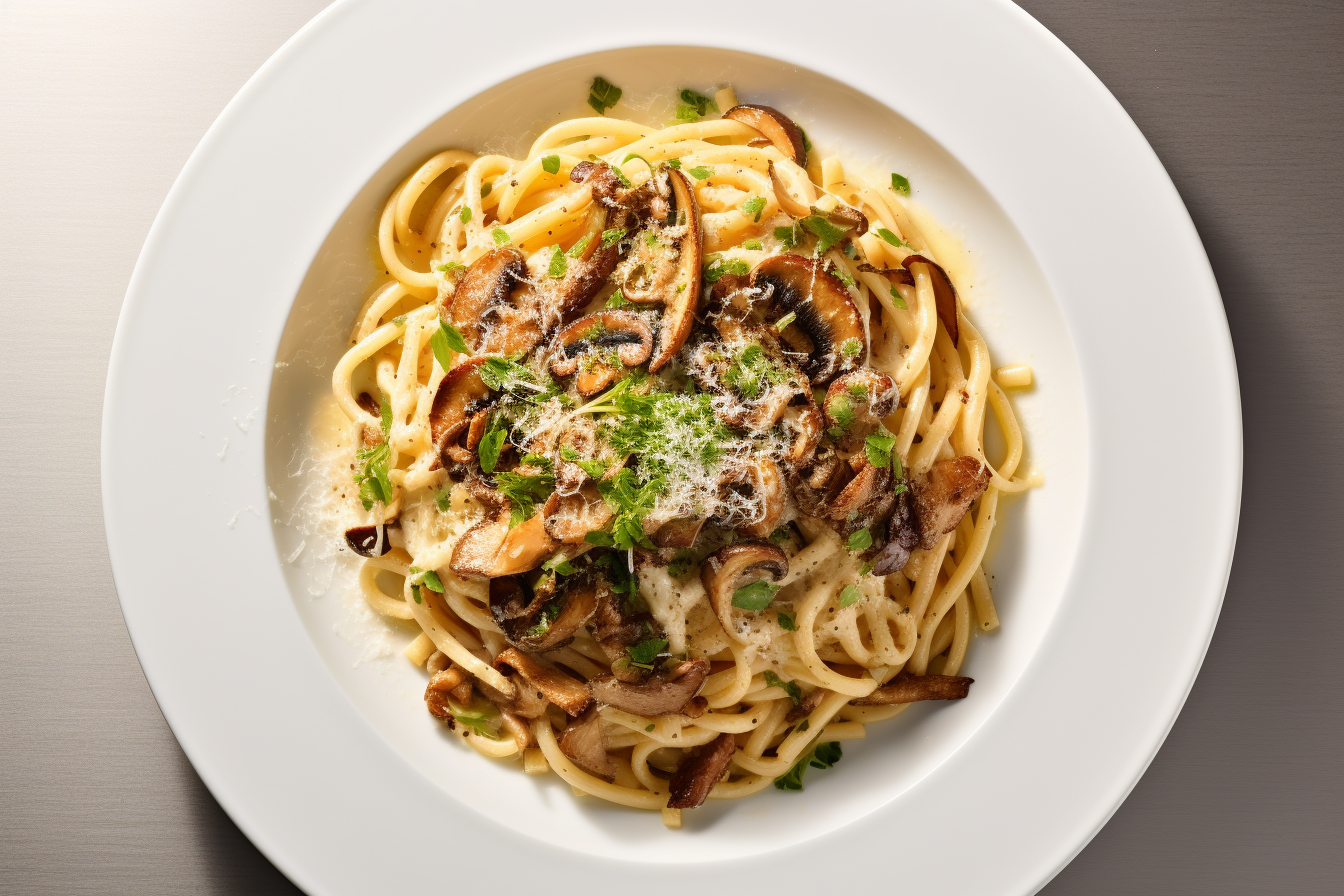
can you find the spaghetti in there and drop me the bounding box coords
[322,84,1036,826]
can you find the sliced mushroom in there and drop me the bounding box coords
[545,174,625,318]
[424,668,469,721]
[442,248,543,357]
[450,506,558,579]
[542,485,613,543]
[857,262,914,286]
[849,673,973,705]
[822,204,869,236]
[750,254,866,385]
[716,457,785,539]
[666,732,736,810]
[493,647,592,716]
[650,516,706,549]
[558,706,616,782]
[701,543,789,642]
[788,447,852,520]
[344,523,394,557]
[784,688,826,724]
[588,570,661,681]
[870,486,919,576]
[648,168,701,371]
[724,104,807,166]
[780,400,824,468]
[589,659,710,716]
[901,254,961,347]
[489,572,598,652]
[912,455,991,550]
[823,368,899,452]
[549,310,652,395]
[429,357,493,465]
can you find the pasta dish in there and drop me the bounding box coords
[323,80,1036,826]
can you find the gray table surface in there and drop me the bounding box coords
[2,1,1340,893]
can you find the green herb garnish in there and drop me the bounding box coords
[627,637,668,668]
[743,238,763,251]
[774,224,801,248]
[430,320,469,370]
[477,426,506,475]
[839,584,863,607]
[742,196,766,222]
[777,610,798,631]
[491,227,510,246]
[865,427,897,470]
[703,257,750,284]
[774,741,841,791]
[601,227,627,248]
[687,165,714,180]
[799,214,849,254]
[588,76,622,115]
[541,155,561,175]
[459,206,471,224]
[764,671,802,704]
[847,528,872,551]
[494,469,555,527]
[890,172,911,195]
[876,228,910,249]
[731,579,778,611]
[774,311,796,332]
[548,245,567,278]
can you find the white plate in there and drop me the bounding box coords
[102,1,1241,893]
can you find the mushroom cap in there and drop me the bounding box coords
[442,249,535,354]
[723,104,807,166]
[666,731,737,810]
[647,167,702,372]
[716,457,786,539]
[589,659,711,717]
[823,368,899,452]
[912,455,990,550]
[344,524,393,558]
[749,254,866,385]
[489,572,598,652]
[449,507,558,579]
[542,485,613,544]
[493,647,593,716]
[901,254,961,347]
[558,706,615,782]
[549,310,653,395]
[849,672,973,705]
[429,356,493,460]
[700,542,790,643]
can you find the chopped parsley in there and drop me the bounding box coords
[435,488,451,513]
[491,227,511,246]
[437,261,466,275]
[832,267,856,288]
[890,172,911,195]
[774,224,801,248]
[865,427,897,470]
[731,579,779,611]
[480,182,492,198]
[459,206,471,224]
[596,467,659,550]
[828,395,855,431]
[627,637,668,669]
[601,227,627,248]
[353,392,394,510]
[742,196,766,222]
[494,469,555,527]
[430,320,469,370]
[840,337,863,359]
[666,158,682,170]
[541,553,575,576]
[676,88,718,121]
[774,311,797,332]
[687,165,714,180]
[541,155,561,175]
[889,286,908,310]
[477,425,506,475]
[450,702,501,740]
[409,567,444,593]
[743,238,763,251]
[724,343,790,399]
[587,76,622,115]
[839,584,863,607]
[777,610,798,631]
[605,288,630,309]
[764,671,802,704]
[567,234,592,258]
[799,214,849,254]
[774,741,842,791]
[548,245,567,278]
[847,528,872,552]
[703,257,750,284]
[876,228,910,249]
[477,358,553,398]
[524,598,563,638]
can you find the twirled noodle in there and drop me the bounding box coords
[316,89,1037,824]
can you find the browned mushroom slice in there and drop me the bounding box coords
[701,543,789,641]
[667,732,737,810]
[768,161,811,218]
[494,647,593,716]
[450,508,558,579]
[849,673,973,705]
[549,310,653,395]
[823,368,899,452]
[588,571,662,681]
[648,168,701,372]
[828,461,892,525]
[822,204,869,236]
[650,516,706,549]
[344,524,394,557]
[589,659,711,716]
[716,457,785,539]
[788,447,852,519]
[429,357,493,463]
[541,485,613,544]
[489,572,598,652]
[750,254,865,385]
[442,249,530,352]
[901,254,961,347]
[724,104,807,166]
[857,262,915,286]
[870,486,919,576]
[780,400,824,468]
[784,688,826,724]
[912,455,991,550]
[558,706,616,782]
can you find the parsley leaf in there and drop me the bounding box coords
[774,741,842,791]
[547,245,567,279]
[678,88,718,117]
[601,227,627,248]
[409,567,444,593]
[478,425,506,474]
[839,584,863,607]
[627,637,668,668]
[840,337,862,359]
[605,288,630,309]
[480,182,492,198]
[742,196,766,222]
[889,286,908,310]
[703,257,750,284]
[435,488,451,512]
[774,311,796,332]
[723,343,790,399]
[687,165,714,180]
[743,238,763,251]
[596,467,659,551]
[876,228,910,249]
[832,266,856,288]
[566,234,592,258]
[865,427,897,470]
[459,206,471,224]
[666,158,682,170]
[430,320,469,370]
[477,358,552,397]
[353,440,392,511]
[774,224,801,248]
[731,579,778,611]
[450,702,501,739]
[764,671,802,704]
[437,261,466,275]
[541,155,561,175]
[799,214,849,254]
[491,227,510,246]
[890,172,911,195]
[777,610,798,631]
[847,528,872,551]
[494,470,555,527]
[588,76,622,115]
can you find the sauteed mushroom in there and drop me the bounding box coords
[589,659,711,716]
[724,104,807,166]
[911,455,991,550]
[344,523,395,557]
[489,572,597,652]
[701,543,789,642]
[494,647,593,716]
[849,672,973,705]
[750,254,866,385]
[549,310,652,395]
[666,732,736,810]
[823,368,899,452]
[542,485,612,543]
[429,357,493,466]
[442,249,542,357]
[450,501,558,579]
[558,706,616,781]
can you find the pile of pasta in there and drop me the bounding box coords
[327,85,1035,826]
